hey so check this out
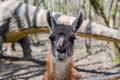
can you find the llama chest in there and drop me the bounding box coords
[54,62,67,78]
[53,58,71,80]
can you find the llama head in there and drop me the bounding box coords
[46,10,83,62]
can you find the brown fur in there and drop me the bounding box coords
[42,51,82,80]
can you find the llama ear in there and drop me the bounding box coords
[46,9,57,31]
[71,10,83,33]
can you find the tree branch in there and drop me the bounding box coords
[90,0,109,27]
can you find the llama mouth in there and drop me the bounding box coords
[57,53,67,61]
[58,57,65,61]
[55,51,67,61]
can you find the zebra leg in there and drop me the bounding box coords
[0,36,3,55]
[10,43,16,51]
[18,36,32,59]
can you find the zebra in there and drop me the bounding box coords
[0,0,44,58]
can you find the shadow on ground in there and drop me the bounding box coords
[0,55,120,80]
[0,55,46,80]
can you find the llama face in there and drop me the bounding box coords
[49,25,76,61]
[46,9,83,61]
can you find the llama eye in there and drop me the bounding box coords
[69,36,76,42]
[49,35,56,41]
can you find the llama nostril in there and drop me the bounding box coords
[57,48,66,53]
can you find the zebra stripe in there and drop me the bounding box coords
[53,13,62,21]
[24,4,31,27]
[14,2,23,29]
[0,18,11,38]
[33,7,39,27]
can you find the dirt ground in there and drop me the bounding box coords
[0,33,120,80]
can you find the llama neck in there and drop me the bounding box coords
[53,57,72,80]
[46,52,73,80]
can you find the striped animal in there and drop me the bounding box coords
[0,0,45,58]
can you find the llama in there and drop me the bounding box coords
[42,9,83,80]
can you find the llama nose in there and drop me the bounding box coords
[57,48,66,53]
